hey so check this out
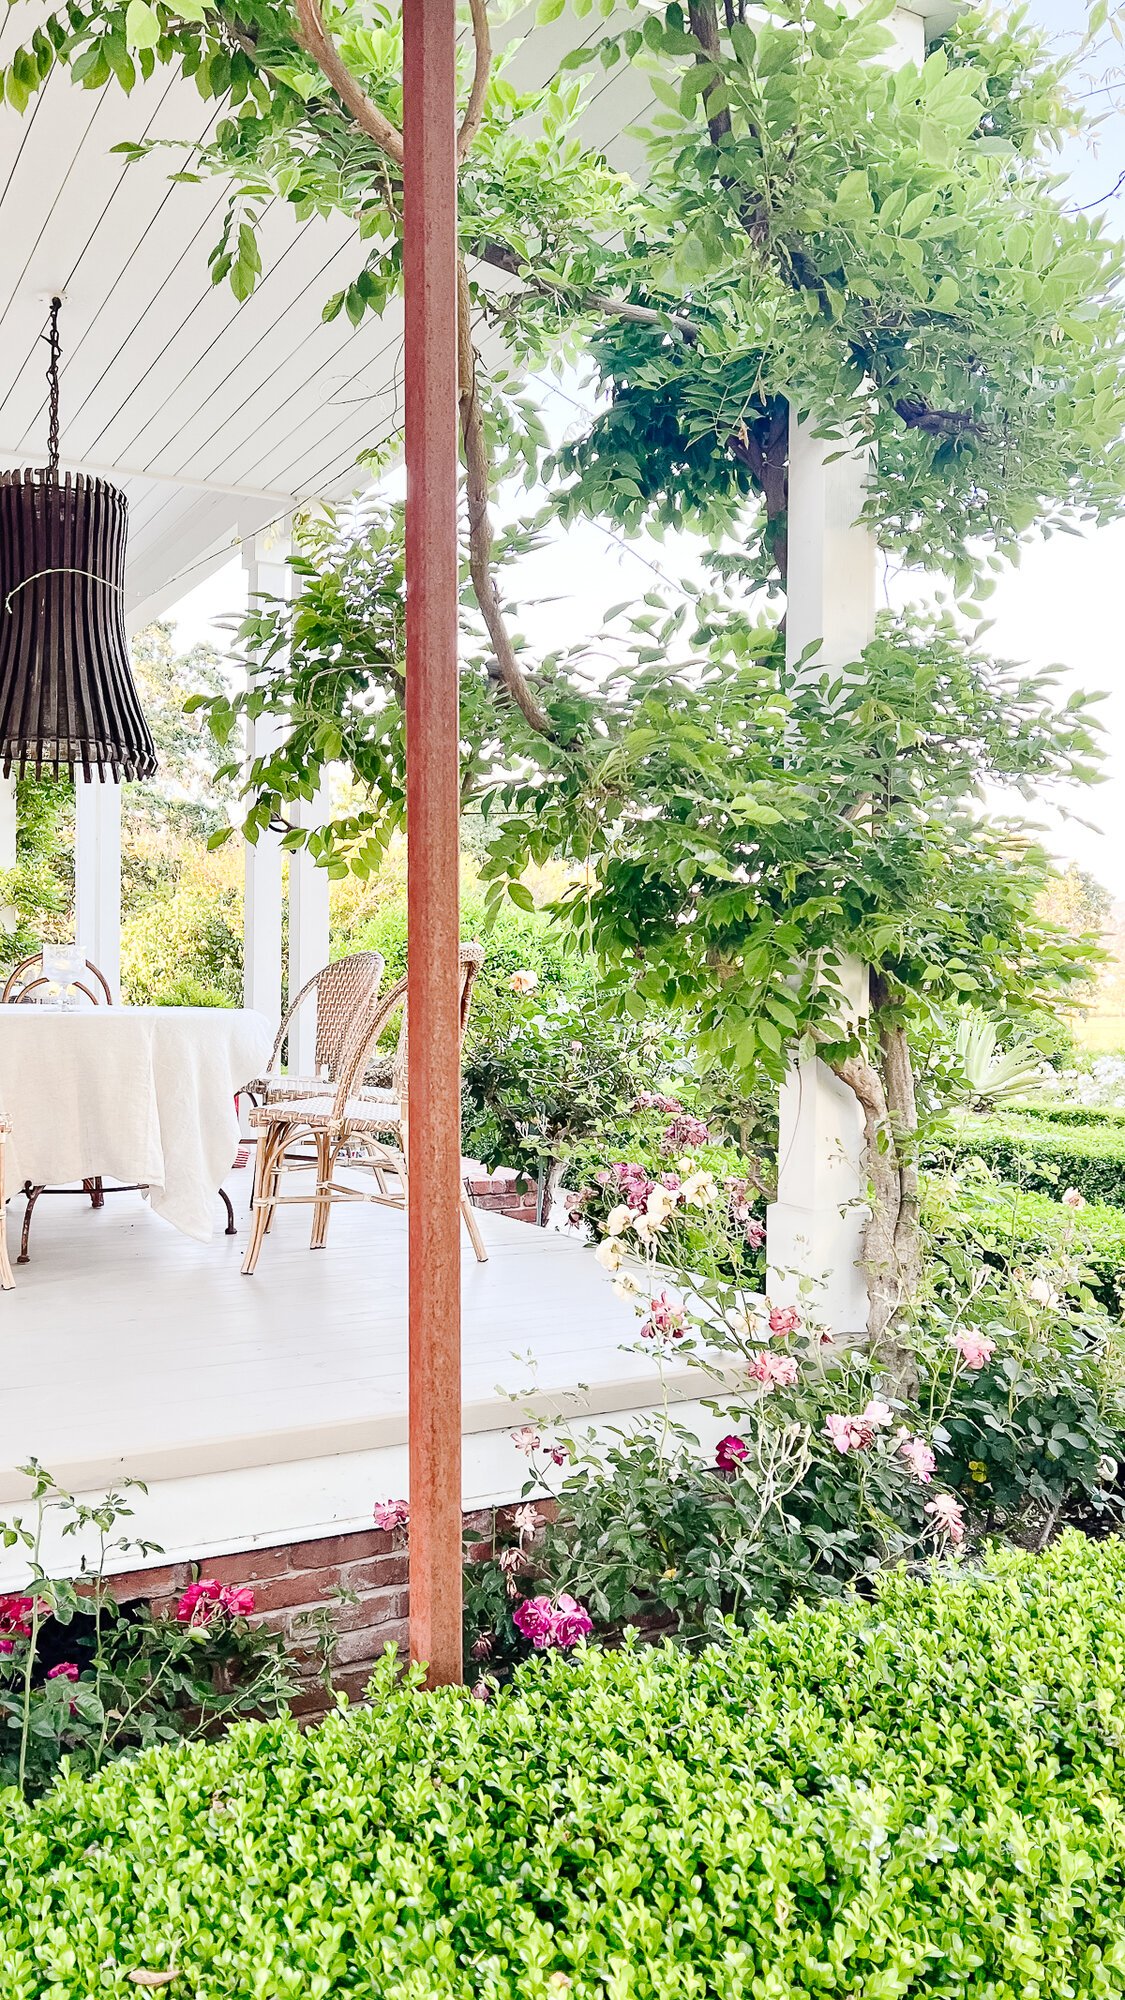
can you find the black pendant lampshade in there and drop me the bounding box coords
[0,300,157,782]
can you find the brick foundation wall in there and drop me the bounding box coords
[104,1507,510,1716]
[465,1170,541,1226]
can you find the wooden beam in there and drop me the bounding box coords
[403,0,463,1687]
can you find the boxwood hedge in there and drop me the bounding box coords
[948,1114,1125,1208]
[1007,1100,1125,1130]
[4,1536,1125,1996]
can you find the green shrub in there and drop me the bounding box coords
[926,1170,1125,1317]
[1005,1099,1125,1129]
[6,1538,1125,1995]
[945,1114,1125,1208]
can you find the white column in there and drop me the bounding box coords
[765,3,929,1339]
[240,525,289,1031]
[0,775,15,871]
[75,775,122,1001]
[287,787,331,1075]
[765,420,875,1340]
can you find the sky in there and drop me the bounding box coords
[170,0,1125,898]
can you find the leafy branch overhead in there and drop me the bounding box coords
[5,0,1124,607]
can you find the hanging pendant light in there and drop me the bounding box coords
[0,297,157,782]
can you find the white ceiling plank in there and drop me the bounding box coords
[117,212,369,481]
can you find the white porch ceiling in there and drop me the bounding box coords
[0,3,652,625]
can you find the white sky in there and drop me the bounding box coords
[170,0,1125,897]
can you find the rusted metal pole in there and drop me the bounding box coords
[403,0,463,1686]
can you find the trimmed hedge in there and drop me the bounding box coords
[1007,1099,1125,1130]
[948,1113,1125,1208]
[929,1172,1125,1315]
[5,1537,1125,1995]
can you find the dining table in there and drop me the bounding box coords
[0,1005,272,1242]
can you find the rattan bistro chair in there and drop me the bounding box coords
[0,1114,14,1291]
[242,944,487,1274]
[241,951,385,1104]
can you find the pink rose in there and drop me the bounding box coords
[175,1579,223,1626]
[951,1330,996,1371]
[716,1434,749,1471]
[551,1594,593,1648]
[660,1115,711,1154]
[640,1292,687,1344]
[373,1497,410,1532]
[47,1661,80,1682]
[824,1413,866,1454]
[0,1594,36,1639]
[925,1494,966,1543]
[513,1593,592,1650]
[219,1586,255,1618]
[768,1307,801,1337]
[897,1433,936,1484]
[748,1350,799,1388]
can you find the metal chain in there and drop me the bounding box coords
[45,296,62,479]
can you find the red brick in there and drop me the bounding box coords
[247,1567,340,1615]
[285,1528,397,1571]
[332,1612,406,1667]
[100,1562,191,1603]
[338,1554,409,1595]
[194,1546,293,1587]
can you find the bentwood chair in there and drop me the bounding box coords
[0,1115,14,1290]
[2,950,113,1006]
[242,943,487,1273]
[241,951,385,1104]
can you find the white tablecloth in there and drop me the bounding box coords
[0,1007,272,1241]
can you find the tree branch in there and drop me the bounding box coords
[291,0,556,742]
[292,0,404,165]
[457,259,556,737]
[458,0,491,162]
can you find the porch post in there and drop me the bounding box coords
[403,0,463,1685]
[240,527,288,1032]
[75,775,122,1001]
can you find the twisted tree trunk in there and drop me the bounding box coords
[832,975,922,1394]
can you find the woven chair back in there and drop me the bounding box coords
[1,951,112,1007]
[332,943,485,1120]
[265,950,384,1080]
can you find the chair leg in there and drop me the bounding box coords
[18,1183,43,1266]
[242,1128,279,1276]
[0,1149,13,1293]
[461,1186,489,1265]
[310,1132,334,1250]
[219,1187,236,1236]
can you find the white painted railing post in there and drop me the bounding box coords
[766,6,931,1338]
[288,785,331,1075]
[75,775,122,1000]
[241,525,288,1033]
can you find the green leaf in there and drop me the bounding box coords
[124,0,162,51]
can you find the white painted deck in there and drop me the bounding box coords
[0,1163,728,1582]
